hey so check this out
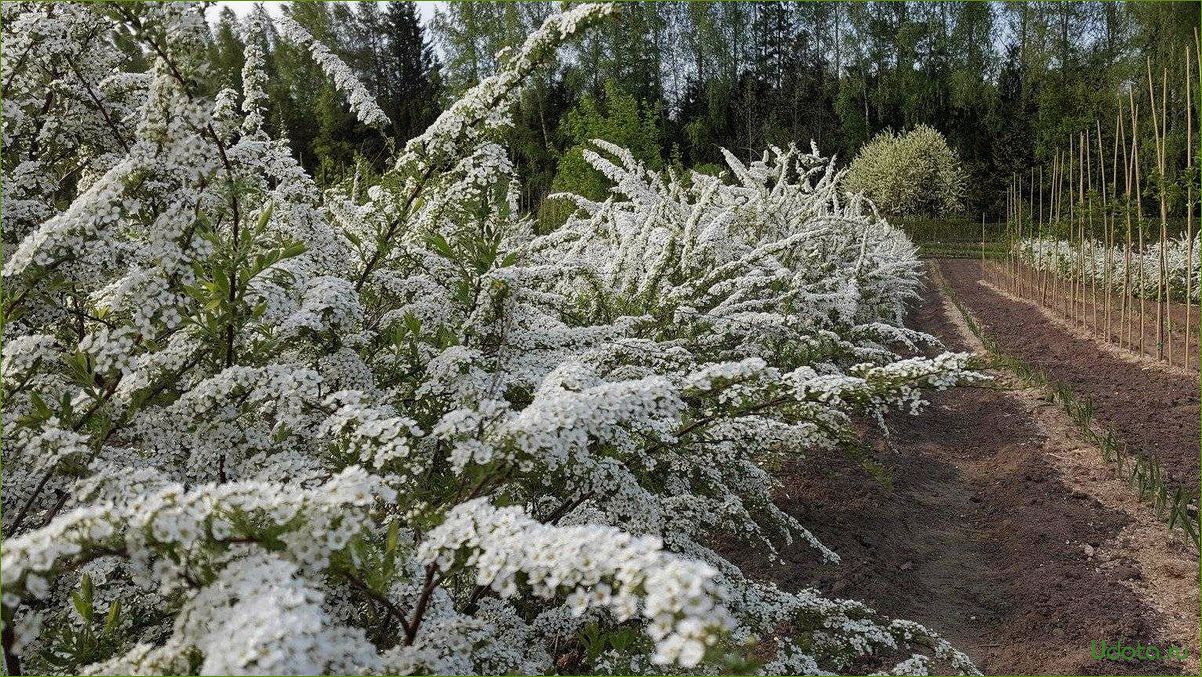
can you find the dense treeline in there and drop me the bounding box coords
[202,1,1199,221]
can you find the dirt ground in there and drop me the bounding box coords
[995,261,1200,373]
[718,261,1200,675]
[940,259,1199,491]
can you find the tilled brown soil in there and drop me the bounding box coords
[997,262,1200,372]
[717,266,1198,675]
[939,258,1199,491]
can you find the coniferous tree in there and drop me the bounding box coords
[380,1,442,142]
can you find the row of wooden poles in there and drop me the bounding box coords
[985,44,1200,372]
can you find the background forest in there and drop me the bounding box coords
[203,1,1200,222]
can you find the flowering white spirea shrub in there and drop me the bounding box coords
[2,3,981,675]
[845,124,967,217]
[1015,235,1201,303]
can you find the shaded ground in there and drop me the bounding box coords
[717,264,1197,675]
[941,258,1199,491]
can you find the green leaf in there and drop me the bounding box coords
[281,242,308,259]
[424,232,455,259]
[386,520,399,555]
[103,599,121,634]
[256,203,275,232]
[29,391,51,419]
[71,574,94,622]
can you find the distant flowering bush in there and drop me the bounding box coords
[845,124,967,217]
[1016,235,1201,303]
[2,3,981,675]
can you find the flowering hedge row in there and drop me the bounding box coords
[1015,235,1200,303]
[2,4,980,675]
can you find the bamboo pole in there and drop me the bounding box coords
[1081,130,1091,329]
[1057,148,1065,222]
[1092,121,1102,337]
[1014,173,1020,293]
[1069,134,1075,224]
[1192,26,1201,368]
[1068,134,1075,318]
[1086,126,1096,335]
[1052,150,1059,224]
[1147,58,1166,362]
[1130,87,1146,357]
[1028,166,1035,297]
[1107,114,1118,344]
[1119,98,1131,350]
[1187,42,1195,369]
[1004,179,1009,288]
[1040,164,1048,305]
[1029,165,1036,297]
[1062,146,1072,317]
[1161,66,1170,365]
[1162,67,1170,365]
[1017,171,1023,294]
[1138,225,1146,356]
[1066,140,1073,318]
[1053,149,1062,308]
[1018,171,1024,294]
[1000,177,1009,288]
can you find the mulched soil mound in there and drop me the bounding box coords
[714,272,1185,675]
[937,258,1199,492]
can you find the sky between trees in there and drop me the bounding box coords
[204,1,1200,222]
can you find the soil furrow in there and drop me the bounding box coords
[937,258,1199,491]
[719,262,1199,675]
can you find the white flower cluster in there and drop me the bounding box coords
[273,12,391,130]
[2,3,981,675]
[1,334,57,386]
[844,124,967,217]
[398,3,618,172]
[1016,234,1200,302]
[318,392,423,472]
[1,467,389,601]
[420,499,729,667]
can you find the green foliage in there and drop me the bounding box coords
[203,2,440,184]
[539,81,663,230]
[193,2,1198,219]
[37,575,126,673]
[182,203,308,366]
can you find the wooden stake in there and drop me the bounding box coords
[1108,114,1119,343]
[1040,164,1047,304]
[1081,130,1091,329]
[1162,66,1170,365]
[1187,42,1195,370]
[1093,121,1103,336]
[1147,59,1165,361]
[1029,165,1036,297]
[1131,86,1145,357]
[1120,96,1131,349]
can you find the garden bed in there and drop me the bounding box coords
[716,268,1198,675]
[938,259,1200,492]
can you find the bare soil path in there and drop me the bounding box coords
[719,261,1199,675]
[941,258,1199,491]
